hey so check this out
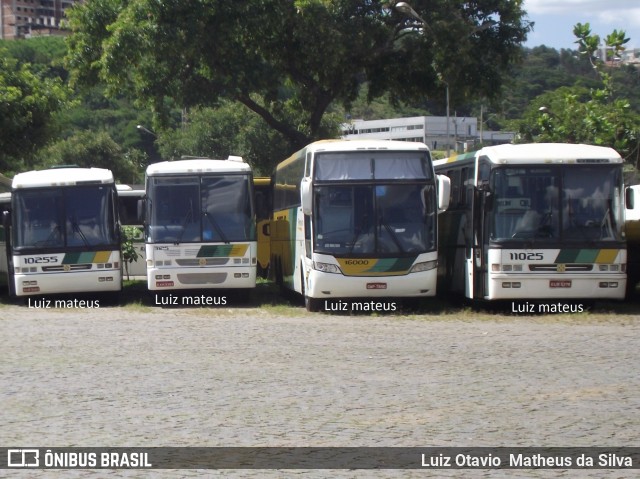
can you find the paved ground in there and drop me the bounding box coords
[1,296,639,478]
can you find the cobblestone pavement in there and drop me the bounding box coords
[1,301,639,478]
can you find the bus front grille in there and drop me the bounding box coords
[177,273,227,284]
[175,258,229,266]
[528,264,593,272]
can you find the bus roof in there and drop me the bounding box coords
[12,167,115,189]
[436,143,622,167]
[308,139,430,153]
[276,139,431,173]
[146,157,251,176]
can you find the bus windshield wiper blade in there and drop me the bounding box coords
[203,211,229,244]
[380,218,404,254]
[71,221,91,247]
[176,205,194,244]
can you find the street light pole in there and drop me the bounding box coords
[395,1,450,156]
[445,81,450,156]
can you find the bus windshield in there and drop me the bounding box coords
[13,185,118,250]
[148,174,254,243]
[489,165,623,243]
[313,183,436,255]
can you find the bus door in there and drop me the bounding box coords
[471,161,491,300]
[1,201,15,295]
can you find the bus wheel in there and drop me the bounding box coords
[305,296,321,312]
[234,288,251,304]
[301,267,320,312]
[275,258,283,286]
[7,271,16,298]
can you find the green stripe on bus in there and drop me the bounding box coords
[61,251,113,264]
[365,257,416,273]
[197,244,249,257]
[62,252,82,264]
[554,249,613,264]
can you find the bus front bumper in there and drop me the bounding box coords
[486,273,626,300]
[14,271,121,296]
[307,269,437,299]
[147,267,256,291]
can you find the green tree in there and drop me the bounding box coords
[0,46,71,174]
[516,24,640,164]
[2,36,68,79]
[156,103,292,175]
[65,0,531,159]
[36,130,144,183]
[2,36,156,174]
[120,225,141,280]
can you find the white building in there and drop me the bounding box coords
[341,115,514,152]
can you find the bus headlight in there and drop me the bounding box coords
[410,260,437,273]
[313,262,342,274]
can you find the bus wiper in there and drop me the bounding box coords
[71,220,91,247]
[348,228,364,254]
[380,217,404,253]
[40,224,62,246]
[176,204,193,245]
[536,210,554,238]
[600,200,615,239]
[203,211,230,244]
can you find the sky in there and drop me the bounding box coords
[523,0,640,50]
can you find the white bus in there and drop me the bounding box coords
[7,167,122,297]
[116,184,147,280]
[435,143,626,301]
[0,173,11,291]
[270,139,450,312]
[143,157,257,294]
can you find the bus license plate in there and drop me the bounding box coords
[367,283,387,290]
[550,280,572,288]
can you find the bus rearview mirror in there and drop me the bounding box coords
[301,178,312,216]
[437,174,451,214]
[137,198,146,223]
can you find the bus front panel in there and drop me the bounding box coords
[146,242,257,291]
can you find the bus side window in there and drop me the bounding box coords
[478,161,490,186]
[461,167,470,207]
[447,169,460,207]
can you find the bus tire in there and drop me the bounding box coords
[300,266,320,312]
[305,295,321,312]
[275,258,283,286]
[234,288,251,303]
[7,270,16,298]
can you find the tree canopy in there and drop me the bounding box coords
[65,0,532,155]
[0,45,70,174]
[516,23,640,164]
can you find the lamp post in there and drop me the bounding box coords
[443,79,450,156]
[136,124,156,137]
[395,2,450,156]
[395,2,427,27]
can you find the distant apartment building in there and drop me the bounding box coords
[1,0,82,40]
[618,48,640,66]
[342,116,514,153]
